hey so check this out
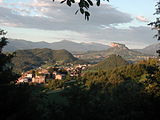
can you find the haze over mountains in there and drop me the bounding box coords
[136,43,159,55]
[4,39,110,52]
[4,38,159,56]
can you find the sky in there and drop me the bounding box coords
[0,0,159,49]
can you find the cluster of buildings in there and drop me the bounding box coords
[65,64,89,77]
[17,64,89,84]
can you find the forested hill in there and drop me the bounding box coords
[12,48,78,72]
[89,54,128,71]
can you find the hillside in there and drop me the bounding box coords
[12,48,78,72]
[89,54,128,70]
[4,39,110,52]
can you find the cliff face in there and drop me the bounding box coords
[110,42,129,50]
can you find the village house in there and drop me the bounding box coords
[55,74,66,80]
[52,71,57,75]
[17,63,89,83]
[26,73,32,78]
[32,76,46,83]
[38,68,49,74]
[17,77,30,83]
[17,72,32,83]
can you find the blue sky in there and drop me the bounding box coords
[0,0,158,48]
[111,0,155,16]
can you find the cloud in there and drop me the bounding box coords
[1,1,154,48]
[26,0,54,8]
[136,16,149,22]
[0,0,3,4]
[85,26,156,48]
[0,2,133,31]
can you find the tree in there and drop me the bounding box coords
[52,0,109,20]
[0,29,18,84]
[148,0,160,56]
[0,29,7,52]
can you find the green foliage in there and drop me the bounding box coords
[53,0,109,20]
[84,59,160,95]
[0,84,49,120]
[57,59,160,120]
[47,79,65,90]
[57,76,160,120]
[0,29,19,84]
[139,70,160,97]
[148,0,160,56]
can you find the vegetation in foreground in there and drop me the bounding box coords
[1,58,160,120]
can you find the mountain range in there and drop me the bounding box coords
[4,38,160,55]
[4,39,110,52]
[4,38,159,56]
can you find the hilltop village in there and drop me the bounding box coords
[17,64,90,84]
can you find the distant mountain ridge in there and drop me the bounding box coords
[4,39,110,52]
[5,38,159,55]
[137,43,159,55]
